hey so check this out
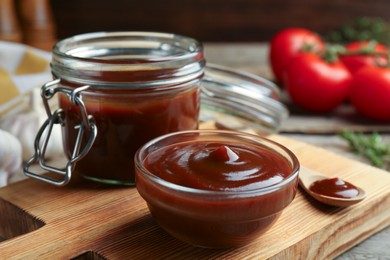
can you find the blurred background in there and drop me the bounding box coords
[51,0,390,41]
[1,0,390,51]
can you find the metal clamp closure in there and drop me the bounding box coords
[23,79,97,186]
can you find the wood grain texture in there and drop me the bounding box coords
[0,132,389,259]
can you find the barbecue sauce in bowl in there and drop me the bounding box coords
[135,130,300,248]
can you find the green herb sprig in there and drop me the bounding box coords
[339,130,390,171]
[327,17,390,46]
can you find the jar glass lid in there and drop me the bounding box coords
[200,64,288,134]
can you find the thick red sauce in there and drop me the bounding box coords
[136,140,298,248]
[59,84,200,184]
[309,177,360,199]
[143,141,292,191]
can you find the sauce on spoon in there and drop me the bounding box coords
[299,167,366,207]
[309,177,361,199]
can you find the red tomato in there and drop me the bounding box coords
[269,27,324,84]
[339,41,389,74]
[349,66,390,121]
[285,52,352,113]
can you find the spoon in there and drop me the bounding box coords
[299,167,366,207]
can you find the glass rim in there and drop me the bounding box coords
[52,31,203,62]
[135,129,300,197]
[51,31,205,87]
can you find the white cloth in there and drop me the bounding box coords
[0,41,51,120]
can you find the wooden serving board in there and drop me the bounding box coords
[0,133,389,259]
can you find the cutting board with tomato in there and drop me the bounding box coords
[0,124,389,259]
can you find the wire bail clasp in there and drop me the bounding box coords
[23,79,97,186]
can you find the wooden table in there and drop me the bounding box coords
[204,43,390,259]
[1,131,390,259]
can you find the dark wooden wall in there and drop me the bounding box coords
[51,0,390,42]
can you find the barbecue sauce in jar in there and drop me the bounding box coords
[51,32,205,185]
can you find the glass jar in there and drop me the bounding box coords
[24,32,288,186]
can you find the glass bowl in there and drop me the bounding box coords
[135,130,300,248]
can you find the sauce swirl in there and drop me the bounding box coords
[143,141,293,191]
